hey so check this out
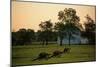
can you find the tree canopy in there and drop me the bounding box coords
[81,15,96,44]
[55,8,82,46]
[12,28,35,45]
[39,20,53,45]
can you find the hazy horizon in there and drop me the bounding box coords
[12,1,96,32]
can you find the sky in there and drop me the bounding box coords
[12,1,96,32]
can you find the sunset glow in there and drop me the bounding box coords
[12,1,96,32]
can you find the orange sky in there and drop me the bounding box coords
[12,1,96,32]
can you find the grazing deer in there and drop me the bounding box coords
[32,52,50,61]
[32,48,71,61]
[51,50,63,57]
[63,48,71,53]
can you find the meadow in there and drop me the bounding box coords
[12,44,96,66]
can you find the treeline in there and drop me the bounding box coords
[12,8,96,46]
[12,28,57,45]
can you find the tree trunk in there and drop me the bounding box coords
[42,39,45,45]
[60,37,63,46]
[46,39,48,45]
[69,32,71,46]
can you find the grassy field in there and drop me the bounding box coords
[12,44,96,66]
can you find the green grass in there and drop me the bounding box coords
[12,44,96,66]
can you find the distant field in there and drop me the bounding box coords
[12,44,96,66]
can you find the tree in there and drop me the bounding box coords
[12,31,18,45]
[54,22,66,46]
[81,15,96,44]
[26,29,35,43]
[36,30,45,45]
[39,20,53,45]
[56,8,82,46]
[16,28,27,45]
[12,28,35,45]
